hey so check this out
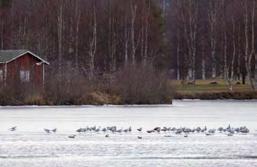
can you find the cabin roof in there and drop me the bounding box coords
[0,50,49,65]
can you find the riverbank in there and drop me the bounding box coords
[174,91,257,100]
[1,79,257,105]
[174,79,257,100]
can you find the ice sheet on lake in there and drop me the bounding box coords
[0,100,257,167]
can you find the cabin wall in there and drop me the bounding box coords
[6,53,43,88]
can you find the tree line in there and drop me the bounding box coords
[0,0,165,77]
[167,0,257,89]
[0,0,174,104]
[1,0,257,90]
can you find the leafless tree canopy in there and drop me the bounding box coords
[1,0,257,100]
[168,0,257,89]
[0,0,165,76]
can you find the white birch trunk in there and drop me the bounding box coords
[209,1,217,79]
[124,14,129,67]
[108,1,116,72]
[236,26,242,81]
[143,1,150,66]
[57,2,63,79]
[88,4,97,79]
[182,0,197,83]
[224,31,228,80]
[130,2,137,65]
[228,17,236,91]
[249,0,256,89]
[75,0,81,71]
[244,2,250,83]
[201,38,206,80]
[202,59,206,80]
[176,34,180,80]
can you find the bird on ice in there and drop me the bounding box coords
[68,135,76,139]
[44,129,51,134]
[137,128,142,132]
[227,133,233,137]
[9,126,17,131]
[164,135,173,138]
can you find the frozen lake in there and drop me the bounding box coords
[0,100,257,167]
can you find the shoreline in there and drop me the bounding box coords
[1,98,257,107]
[1,90,257,106]
[174,91,257,100]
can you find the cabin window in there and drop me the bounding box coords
[0,70,3,81]
[20,70,30,82]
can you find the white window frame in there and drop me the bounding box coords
[20,70,30,82]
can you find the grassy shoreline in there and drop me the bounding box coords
[174,91,257,100]
[174,79,257,100]
[1,79,256,106]
[0,93,173,106]
[0,91,256,106]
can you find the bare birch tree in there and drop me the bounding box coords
[74,0,81,71]
[130,1,137,65]
[57,0,63,79]
[176,32,181,80]
[226,15,236,91]
[181,0,198,83]
[124,9,129,67]
[142,0,150,66]
[201,37,206,80]
[88,2,97,79]
[243,1,256,90]
[249,0,256,89]
[208,0,218,79]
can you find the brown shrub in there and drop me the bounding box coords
[112,64,174,104]
[0,65,174,105]
[0,82,38,105]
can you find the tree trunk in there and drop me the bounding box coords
[143,0,150,66]
[200,36,206,80]
[108,0,116,72]
[224,31,228,80]
[182,0,198,83]
[140,24,145,64]
[130,2,137,65]
[249,0,256,90]
[236,26,242,82]
[244,2,249,85]
[255,52,257,88]
[75,0,81,71]
[57,1,63,80]
[124,12,129,67]
[209,1,218,79]
[88,3,97,79]
[191,2,197,83]
[228,17,236,91]
[176,34,180,80]
[202,57,206,80]
[162,0,166,18]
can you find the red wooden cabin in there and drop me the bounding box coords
[0,50,49,88]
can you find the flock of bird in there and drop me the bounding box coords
[7,125,252,139]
